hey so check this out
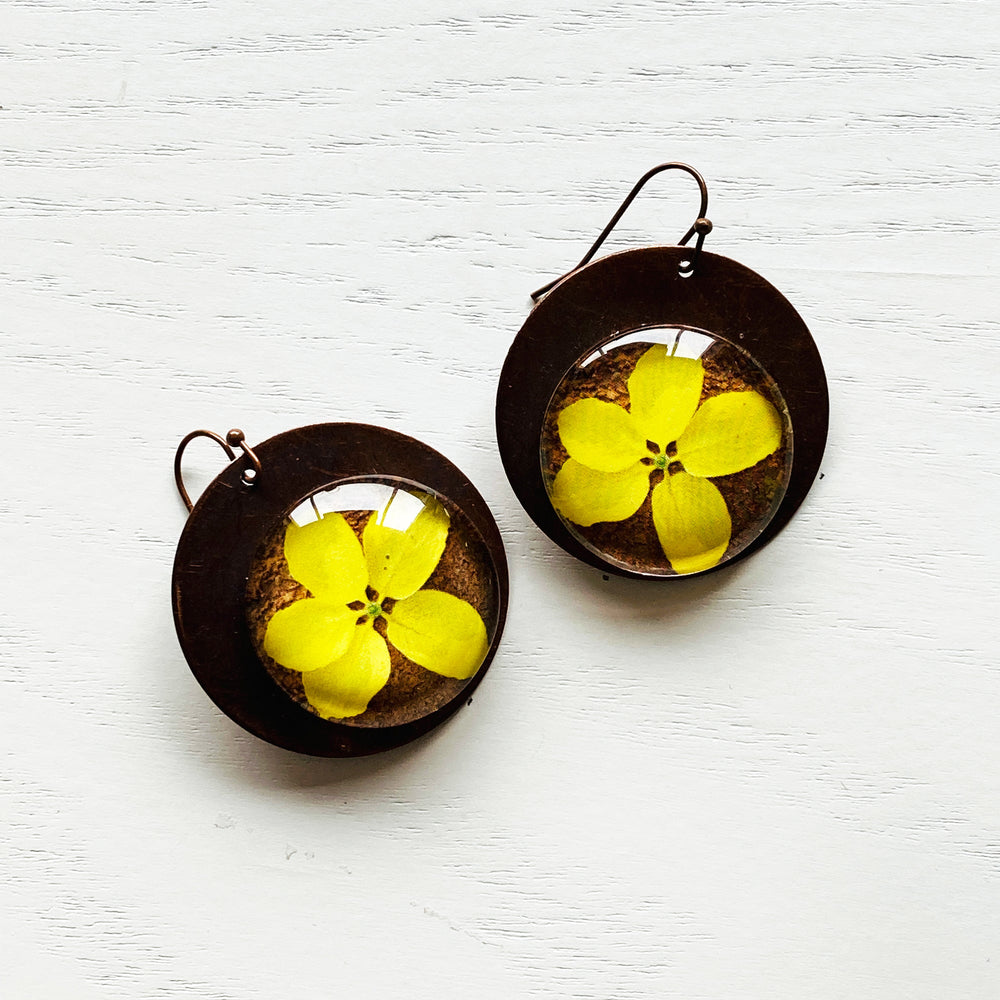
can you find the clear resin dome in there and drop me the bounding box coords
[245,479,500,726]
[540,326,793,576]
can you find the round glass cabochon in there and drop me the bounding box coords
[244,479,500,728]
[540,326,793,577]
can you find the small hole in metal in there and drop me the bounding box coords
[678,259,693,278]
[242,467,257,484]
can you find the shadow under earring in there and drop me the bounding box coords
[496,162,828,580]
[172,423,508,756]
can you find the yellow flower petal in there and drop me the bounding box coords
[301,624,391,719]
[550,458,650,527]
[557,398,648,472]
[284,512,368,603]
[386,590,488,680]
[627,346,704,448]
[651,472,732,575]
[263,599,356,673]
[675,391,783,478]
[363,497,449,600]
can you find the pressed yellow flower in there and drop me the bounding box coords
[550,344,784,574]
[263,498,488,719]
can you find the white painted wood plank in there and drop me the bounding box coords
[2,1,998,997]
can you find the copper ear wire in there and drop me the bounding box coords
[531,161,712,302]
[174,428,261,513]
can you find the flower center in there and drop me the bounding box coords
[365,602,383,619]
[646,441,682,476]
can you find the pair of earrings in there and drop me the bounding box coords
[172,163,828,757]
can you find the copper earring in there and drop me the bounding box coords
[172,423,508,756]
[496,162,828,580]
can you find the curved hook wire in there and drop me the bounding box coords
[174,428,261,513]
[530,161,713,302]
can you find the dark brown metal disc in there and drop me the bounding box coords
[172,423,508,756]
[496,246,828,579]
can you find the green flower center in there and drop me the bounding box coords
[365,601,383,619]
[652,453,668,470]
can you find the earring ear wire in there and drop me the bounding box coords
[531,161,713,302]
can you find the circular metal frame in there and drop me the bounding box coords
[173,422,509,756]
[496,245,828,579]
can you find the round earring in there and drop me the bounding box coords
[496,162,828,580]
[172,423,508,756]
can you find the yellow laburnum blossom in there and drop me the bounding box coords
[263,498,488,719]
[551,345,783,575]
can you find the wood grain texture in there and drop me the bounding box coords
[2,1,998,996]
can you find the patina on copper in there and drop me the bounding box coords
[172,423,509,756]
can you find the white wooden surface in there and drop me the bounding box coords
[2,2,998,997]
